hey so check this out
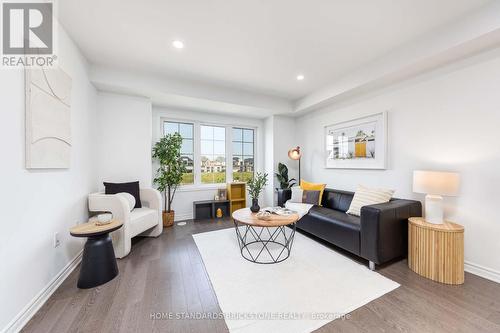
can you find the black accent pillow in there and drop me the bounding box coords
[104,181,142,208]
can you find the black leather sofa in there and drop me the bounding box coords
[277,188,422,269]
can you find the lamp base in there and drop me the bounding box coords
[424,194,444,224]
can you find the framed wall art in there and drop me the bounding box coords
[325,111,387,169]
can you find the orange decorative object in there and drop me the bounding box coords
[216,208,223,218]
[355,142,366,157]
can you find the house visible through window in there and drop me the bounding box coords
[201,125,226,184]
[232,128,254,182]
[163,121,194,184]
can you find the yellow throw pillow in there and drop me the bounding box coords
[300,180,326,205]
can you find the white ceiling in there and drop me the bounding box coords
[58,0,490,101]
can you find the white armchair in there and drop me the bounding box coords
[88,188,163,258]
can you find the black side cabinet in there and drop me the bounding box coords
[193,200,230,220]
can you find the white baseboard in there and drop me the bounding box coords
[174,212,193,222]
[465,261,500,284]
[2,250,83,333]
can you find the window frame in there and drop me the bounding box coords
[232,127,255,183]
[160,117,257,190]
[199,124,227,185]
[162,120,195,185]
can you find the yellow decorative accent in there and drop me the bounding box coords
[355,142,366,157]
[216,208,223,218]
[300,180,326,205]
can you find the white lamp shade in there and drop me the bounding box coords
[413,170,460,196]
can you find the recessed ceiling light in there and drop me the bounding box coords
[296,74,304,81]
[172,40,184,49]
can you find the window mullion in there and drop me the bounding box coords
[227,125,232,183]
[194,122,201,186]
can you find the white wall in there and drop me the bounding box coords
[0,25,98,330]
[263,116,274,206]
[272,116,298,188]
[296,48,500,282]
[263,115,298,206]
[152,107,265,220]
[95,92,153,189]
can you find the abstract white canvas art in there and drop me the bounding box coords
[25,66,72,169]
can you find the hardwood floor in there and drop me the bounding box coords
[23,218,500,333]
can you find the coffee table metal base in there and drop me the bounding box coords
[233,220,296,264]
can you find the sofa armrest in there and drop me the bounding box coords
[88,192,131,225]
[277,189,292,207]
[360,199,422,264]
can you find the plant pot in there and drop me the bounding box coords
[162,210,175,227]
[250,199,260,213]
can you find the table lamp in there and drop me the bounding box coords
[413,170,460,224]
[288,146,301,182]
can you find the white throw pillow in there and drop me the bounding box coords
[116,192,136,211]
[346,185,394,216]
[290,186,303,203]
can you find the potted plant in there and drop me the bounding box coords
[275,162,296,190]
[275,162,296,207]
[152,132,187,227]
[247,172,268,213]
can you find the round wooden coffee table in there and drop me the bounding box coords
[232,208,299,264]
[70,219,123,289]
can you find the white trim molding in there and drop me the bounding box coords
[174,212,193,222]
[2,251,83,333]
[465,261,500,284]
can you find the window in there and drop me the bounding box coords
[161,120,256,186]
[232,128,254,182]
[163,121,194,184]
[200,125,226,184]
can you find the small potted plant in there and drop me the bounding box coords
[152,132,187,227]
[247,172,268,213]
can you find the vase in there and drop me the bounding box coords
[250,198,260,213]
[162,210,175,227]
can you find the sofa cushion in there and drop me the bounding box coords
[129,208,157,236]
[297,206,361,255]
[308,206,361,231]
[104,181,142,208]
[321,189,354,212]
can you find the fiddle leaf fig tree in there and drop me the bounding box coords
[275,162,296,189]
[152,133,187,212]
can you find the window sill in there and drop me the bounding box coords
[176,184,228,192]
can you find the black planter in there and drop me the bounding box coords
[250,198,260,213]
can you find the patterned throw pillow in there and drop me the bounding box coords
[346,185,394,216]
[290,187,321,205]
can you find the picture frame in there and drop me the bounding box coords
[325,111,387,169]
[218,188,227,201]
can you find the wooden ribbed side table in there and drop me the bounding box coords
[408,217,464,285]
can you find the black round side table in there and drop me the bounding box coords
[70,220,123,289]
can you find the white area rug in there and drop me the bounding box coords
[193,227,399,333]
